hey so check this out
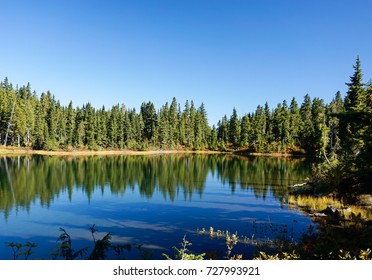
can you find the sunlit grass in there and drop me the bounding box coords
[288,195,341,210]
[288,195,372,220]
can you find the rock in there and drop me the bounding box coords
[323,205,340,217]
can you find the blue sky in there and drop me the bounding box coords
[1,0,371,125]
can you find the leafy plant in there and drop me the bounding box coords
[52,225,135,260]
[6,241,37,260]
[53,227,89,260]
[339,248,371,260]
[253,250,300,260]
[163,235,205,260]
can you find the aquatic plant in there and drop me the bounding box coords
[6,241,37,260]
[162,235,205,260]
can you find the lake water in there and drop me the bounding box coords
[0,154,314,259]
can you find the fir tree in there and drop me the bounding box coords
[228,108,241,148]
[289,97,302,149]
[300,94,315,152]
[66,101,76,146]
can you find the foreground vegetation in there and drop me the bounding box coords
[5,220,371,260]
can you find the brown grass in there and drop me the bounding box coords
[0,146,222,157]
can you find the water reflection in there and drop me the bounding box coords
[0,154,311,219]
[0,154,315,259]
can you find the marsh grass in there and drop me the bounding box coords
[288,194,372,220]
[288,194,341,210]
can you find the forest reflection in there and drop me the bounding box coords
[0,155,311,218]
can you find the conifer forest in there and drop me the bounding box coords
[1,58,371,165]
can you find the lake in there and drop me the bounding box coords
[0,154,314,259]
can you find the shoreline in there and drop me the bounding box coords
[0,147,224,157]
[0,147,310,157]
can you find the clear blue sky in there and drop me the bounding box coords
[1,0,372,125]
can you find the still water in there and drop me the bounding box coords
[0,154,314,259]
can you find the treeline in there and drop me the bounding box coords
[0,57,371,155]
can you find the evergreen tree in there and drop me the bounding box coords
[228,108,241,148]
[157,103,170,148]
[123,108,133,148]
[107,105,119,148]
[217,115,229,145]
[135,113,145,144]
[344,56,367,111]
[168,98,179,147]
[140,101,157,143]
[1,86,17,146]
[328,91,344,156]
[240,114,251,148]
[281,100,291,150]
[264,102,272,146]
[312,98,329,159]
[208,125,218,150]
[33,100,48,149]
[84,103,96,149]
[252,105,266,152]
[13,97,27,146]
[74,107,86,148]
[182,100,196,148]
[66,101,76,146]
[300,94,315,152]
[272,103,283,147]
[289,97,302,149]
[196,103,209,149]
[339,57,368,161]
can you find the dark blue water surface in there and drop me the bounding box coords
[0,154,314,259]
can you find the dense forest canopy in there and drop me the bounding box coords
[0,57,371,161]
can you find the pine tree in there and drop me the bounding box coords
[328,91,344,156]
[281,100,291,150]
[264,102,272,146]
[140,101,157,143]
[95,107,108,148]
[66,101,76,146]
[312,98,329,160]
[169,98,179,147]
[217,115,229,145]
[33,99,48,149]
[13,97,26,147]
[84,102,96,149]
[107,105,119,148]
[289,97,302,149]
[272,103,282,148]
[123,108,133,148]
[300,94,315,152]
[119,105,129,149]
[74,107,85,148]
[1,85,17,146]
[196,103,209,149]
[339,57,368,161]
[157,103,170,148]
[229,108,241,148]
[252,105,266,152]
[240,114,251,148]
[182,100,196,148]
[208,125,218,150]
[344,56,367,111]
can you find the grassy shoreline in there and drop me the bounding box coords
[0,146,310,157]
[0,146,225,156]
